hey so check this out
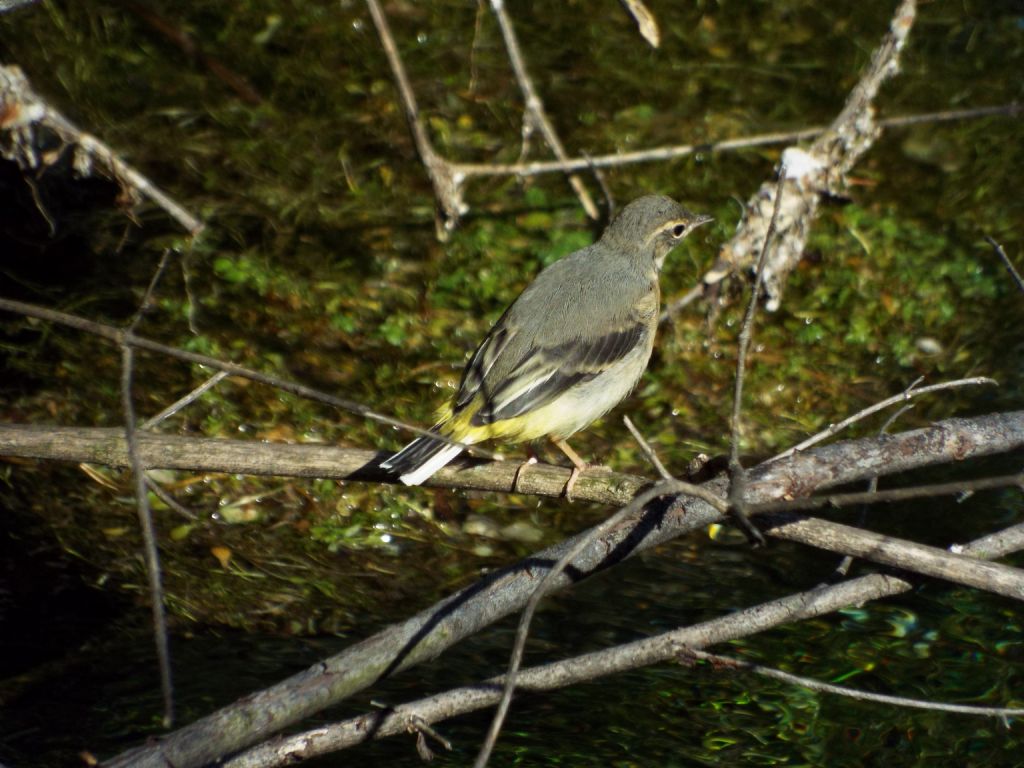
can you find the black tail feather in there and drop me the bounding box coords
[380,434,451,475]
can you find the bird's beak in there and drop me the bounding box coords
[692,213,714,230]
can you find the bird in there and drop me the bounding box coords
[380,194,712,497]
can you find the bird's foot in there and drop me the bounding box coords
[563,464,582,501]
[551,438,615,501]
[512,455,539,493]
[562,462,614,501]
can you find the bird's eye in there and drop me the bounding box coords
[671,224,687,238]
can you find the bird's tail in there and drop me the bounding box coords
[379,433,464,486]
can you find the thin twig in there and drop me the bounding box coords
[985,236,1024,294]
[121,250,176,727]
[142,370,230,429]
[658,284,703,322]
[0,297,504,461]
[726,163,788,544]
[581,150,615,218]
[364,0,466,235]
[832,401,914,578]
[687,649,1024,718]
[730,165,785,459]
[769,376,998,463]
[145,475,199,521]
[623,415,673,481]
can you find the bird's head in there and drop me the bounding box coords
[602,194,713,272]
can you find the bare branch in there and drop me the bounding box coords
[360,0,1015,241]
[687,649,1024,718]
[0,64,204,235]
[452,106,1019,180]
[0,423,644,505]
[760,507,1024,602]
[753,472,1024,514]
[726,164,787,545]
[120,250,176,726]
[364,0,466,236]
[708,0,918,311]
[769,376,998,463]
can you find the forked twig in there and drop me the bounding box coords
[0,65,204,236]
[452,106,1019,179]
[489,0,599,220]
[363,0,466,236]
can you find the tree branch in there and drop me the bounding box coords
[87,409,1024,768]
[0,64,204,235]
[219,519,1024,767]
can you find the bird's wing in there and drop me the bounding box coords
[465,316,649,426]
[455,318,516,412]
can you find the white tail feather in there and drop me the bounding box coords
[399,444,464,486]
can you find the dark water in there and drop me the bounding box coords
[1,0,1023,766]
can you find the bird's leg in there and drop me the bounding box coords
[511,446,539,493]
[553,438,590,501]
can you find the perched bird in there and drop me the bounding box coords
[380,194,712,495]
